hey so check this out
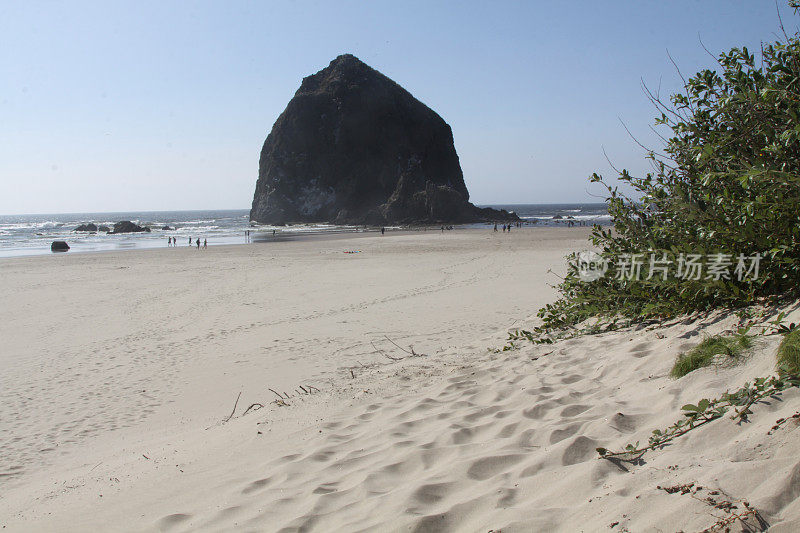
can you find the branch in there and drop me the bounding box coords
[384,335,414,355]
[242,403,264,416]
[224,391,242,422]
[371,340,402,361]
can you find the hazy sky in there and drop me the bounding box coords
[1,1,796,215]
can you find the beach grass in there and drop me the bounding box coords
[777,329,800,376]
[670,333,752,378]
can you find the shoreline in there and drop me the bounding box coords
[0,223,593,260]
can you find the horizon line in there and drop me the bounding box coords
[0,201,610,218]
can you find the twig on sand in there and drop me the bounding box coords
[372,341,402,361]
[242,403,264,416]
[268,388,288,400]
[384,335,415,355]
[768,411,800,434]
[224,391,242,422]
[376,336,429,360]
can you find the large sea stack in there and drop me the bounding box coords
[250,54,517,225]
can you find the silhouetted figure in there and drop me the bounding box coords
[203,238,207,249]
[493,223,498,232]
[189,237,192,246]
[381,227,385,235]
[196,238,200,249]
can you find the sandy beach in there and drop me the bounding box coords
[2,227,800,532]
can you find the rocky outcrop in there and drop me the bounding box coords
[51,241,70,252]
[108,221,150,234]
[250,54,517,226]
[98,225,111,233]
[74,223,98,232]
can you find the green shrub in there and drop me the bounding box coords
[671,334,752,378]
[777,329,800,376]
[536,6,800,333]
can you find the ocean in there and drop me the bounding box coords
[0,203,609,258]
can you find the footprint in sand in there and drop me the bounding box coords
[549,421,583,444]
[410,482,456,505]
[466,454,524,480]
[241,476,273,495]
[561,436,600,466]
[156,513,191,531]
[560,404,591,417]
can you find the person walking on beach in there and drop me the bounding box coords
[381,227,385,235]
[203,238,207,249]
[189,237,192,246]
[493,223,498,232]
[196,238,200,249]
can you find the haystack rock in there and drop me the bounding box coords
[250,54,518,225]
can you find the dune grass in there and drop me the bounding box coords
[777,329,800,376]
[671,334,752,378]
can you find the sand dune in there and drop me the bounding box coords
[2,228,799,531]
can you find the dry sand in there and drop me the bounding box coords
[2,227,799,532]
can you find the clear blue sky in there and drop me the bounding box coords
[1,1,796,215]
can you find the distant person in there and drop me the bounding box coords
[381,227,385,235]
[273,229,276,236]
[203,238,207,249]
[493,223,498,232]
[196,238,200,249]
[167,236,171,246]
[508,224,512,233]
[189,237,192,246]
